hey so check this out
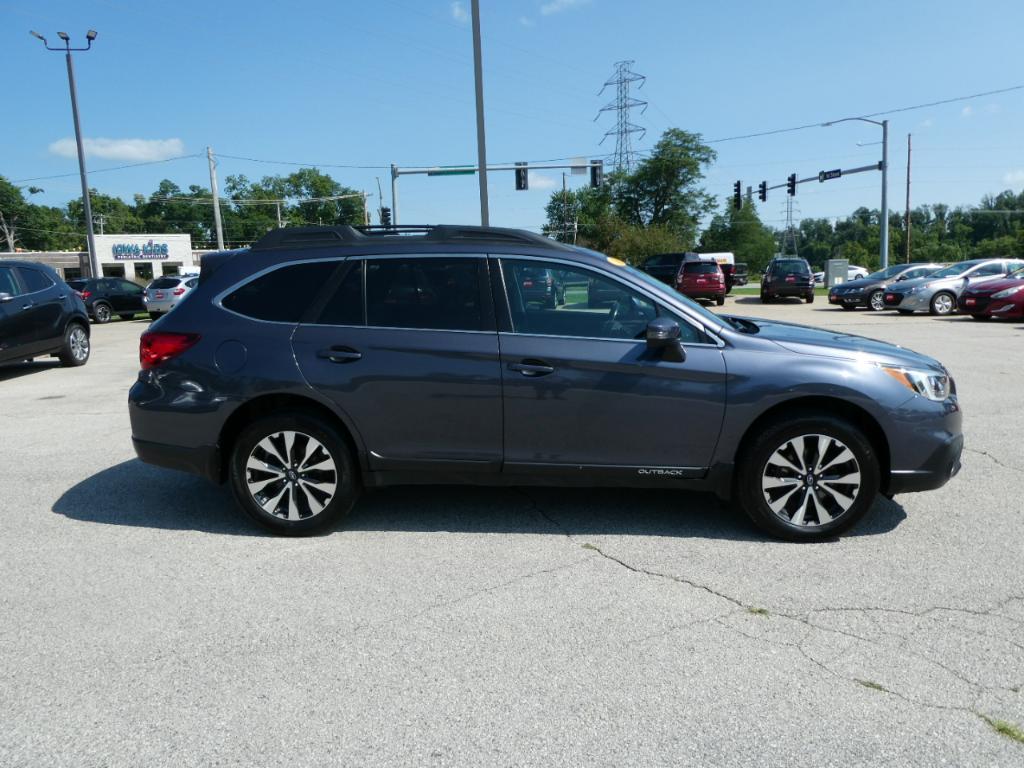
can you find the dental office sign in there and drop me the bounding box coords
[111,240,170,260]
[95,233,194,264]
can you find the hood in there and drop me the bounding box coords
[730,316,945,371]
[885,276,929,293]
[964,277,1024,297]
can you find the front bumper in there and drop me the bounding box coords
[887,433,963,495]
[884,290,930,310]
[829,290,866,306]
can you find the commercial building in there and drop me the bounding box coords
[1,233,202,282]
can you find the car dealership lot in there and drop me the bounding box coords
[1,302,1022,766]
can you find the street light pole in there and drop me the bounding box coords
[31,30,100,279]
[470,0,489,227]
[822,116,890,270]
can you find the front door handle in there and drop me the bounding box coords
[509,359,555,377]
[21,303,34,311]
[318,345,362,364]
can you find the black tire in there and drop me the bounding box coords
[805,293,815,304]
[840,304,856,311]
[118,313,136,321]
[57,323,90,367]
[556,288,565,306]
[715,295,725,306]
[92,302,112,324]
[736,414,880,542]
[545,294,556,309]
[929,291,956,316]
[148,311,163,320]
[229,411,359,536]
[970,314,992,321]
[760,291,772,304]
[868,290,886,312]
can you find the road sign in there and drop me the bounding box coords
[818,168,842,182]
[427,167,476,176]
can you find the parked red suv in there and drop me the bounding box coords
[676,260,726,305]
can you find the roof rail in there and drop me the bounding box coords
[249,224,566,251]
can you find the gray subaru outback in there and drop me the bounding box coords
[128,225,962,541]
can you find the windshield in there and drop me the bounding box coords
[1008,266,1024,280]
[929,261,977,278]
[867,264,906,280]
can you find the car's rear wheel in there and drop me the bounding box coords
[93,302,112,324]
[57,323,89,367]
[760,291,772,304]
[716,295,725,306]
[148,311,162,320]
[737,415,880,541]
[229,412,359,536]
[805,293,814,303]
[930,291,956,316]
[869,290,885,311]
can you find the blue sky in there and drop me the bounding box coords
[4,0,1024,240]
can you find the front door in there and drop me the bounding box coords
[495,258,727,475]
[292,255,503,472]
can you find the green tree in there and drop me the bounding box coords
[0,176,30,251]
[605,224,686,265]
[699,201,777,273]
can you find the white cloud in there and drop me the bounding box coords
[540,0,590,16]
[986,102,1002,114]
[519,15,535,26]
[960,105,973,118]
[1003,169,1024,186]
[451,1,469,23]
[528,172,558,190]
[48,137,185,162]
[919,118,934,128]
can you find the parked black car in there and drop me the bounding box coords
[129,225,962,543]
[66,277,146,323]
[761,258,815,303]
[0,260,90,367]
[732,263,748,287]
[516,266,565,308]
[640,252,697,286]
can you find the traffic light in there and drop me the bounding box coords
[787,173,797,196]
[380,206,392,226]
[590,159,604,188]
[758,181,767,203]
[515,161,528,191]
[733,181,742,210]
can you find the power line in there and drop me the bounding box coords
[11,154,203,183]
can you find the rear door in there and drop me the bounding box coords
[0,266,29,362]
[115,279,146,311]
[292,255,503,473]
[495,257,727,475]
[14,266,65,350]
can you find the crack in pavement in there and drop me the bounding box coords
[965,447,1024,474]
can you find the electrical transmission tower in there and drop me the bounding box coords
[595,60,647,173]
[779,197,801,256]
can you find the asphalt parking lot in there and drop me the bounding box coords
[1,298,1022,767]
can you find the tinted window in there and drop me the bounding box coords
[17,267,53,293]
[0,267,19,296]
[185,278,198,288]
[683,262,720,275]
[502,259,702,342]
[222,261,338,322]
[66,280,88,291]
[317,261,364,326]
[150,277,181,289]
[366,257,484,331]
[120,280,144,293]
[771,260,810,275]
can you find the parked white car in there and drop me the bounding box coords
[815,266,869,284]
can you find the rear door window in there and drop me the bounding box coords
[316,261,365,326]
[222,261,339,323]
[365,257,486,331]
[16,267,54,293]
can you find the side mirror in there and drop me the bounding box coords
[646,317,685,362]
[0,292,12,304]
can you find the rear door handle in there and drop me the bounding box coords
[317,346,362,363]
[509,359,555,377]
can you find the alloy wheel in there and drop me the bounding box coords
[932,293,954,315]
[760,433,861,527]
[245,430,338,521]
[95,304,111,323]
[69,327,89,362]
[869,290,885,311]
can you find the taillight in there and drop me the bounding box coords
[140,332,200,370]
[172,287,186,295]
[79,290,91,299]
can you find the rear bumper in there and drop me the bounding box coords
[132,437,221,483]
[765,283,813,297]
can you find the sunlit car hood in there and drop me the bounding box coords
[963,277,1024,296]
[731,317,944,371]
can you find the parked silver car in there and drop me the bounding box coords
[143,274,199,319]
[882,258,1024,315]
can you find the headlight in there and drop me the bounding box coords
[991,285,1024,300]
[881,365,952,402]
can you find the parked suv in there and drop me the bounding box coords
[129,225,963,542]
[67,277,146,323]
[641,252,695,286]
[0,260,90,367]
[761,258,815,303]
[144,274,199,319]
[515,266,564,308]
[675,260,726,305]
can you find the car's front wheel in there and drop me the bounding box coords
[930,291,956,316]
[736,415,880,541]
[716,295,725,306]
[869,290,885,311]
[229,412,359,536]
[805,293,815,303]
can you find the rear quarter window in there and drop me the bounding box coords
[16,267,54,293]
[221,261,339,323]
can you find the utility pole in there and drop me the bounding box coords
[390,164,399,225]
[207,147,225,250]
[376,177,385,224]
[31,30,100,278]
[94,213,105,235]
[275,201,282,229]
[470,0,489,226]
[562,173,568,240]
[880,119,889,269]
[904,133,912,263]
[362,193,369,225]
